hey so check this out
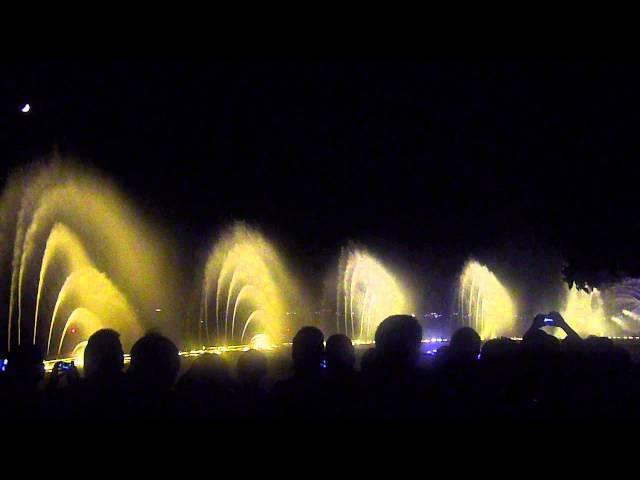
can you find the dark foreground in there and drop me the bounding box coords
[2,313,640,423]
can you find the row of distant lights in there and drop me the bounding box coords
[42,339,451,370]
[43,335,640,372]
[46,335,640,371]
[44,345,267,370]
[179,344,266,358]
[44,339,444,370]
[145,337,452,361]
[351,337,448,346]
[424,338,449,355]
[505,336,640,341]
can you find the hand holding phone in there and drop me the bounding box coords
[532,314,548,329]
[547,311,567,328]
[50,360,79,386]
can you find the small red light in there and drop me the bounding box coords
[70,327,77,334]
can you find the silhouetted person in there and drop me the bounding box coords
[56,329,129,421]
[127,332,180,420]
[374,315,422,367]
[326,334,356,374]
[325,334,361,419]
[0,344,46,421]
[173,353,237,421]
[481,337,518,363]
[524,311,580,343]
[360,347,378,379]
[236,349,271,420]
[448,327,481,364]
[1,303,637,423]
[4,344,44,392]
[291,326,325,375]
[364,315,430,420]
[435,327,482,420]
[272,326,327,420]
[479,338,521,418]
[84,328,125,380]
[518,312,572,419]
[433,345,450,370]
[576,335,634,419]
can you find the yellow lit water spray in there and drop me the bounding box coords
[458,260,515,339]
[560,283,608,337]
[0,160,177,358]
[200,223,297,346]
[337,248,413,343]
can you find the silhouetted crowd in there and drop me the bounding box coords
[1,312,639,422]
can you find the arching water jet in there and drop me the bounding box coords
[200,223,299,346]
[457,260,516,339]
[49,268,140,356]
[337,248,414,343]
[0,159,179,357]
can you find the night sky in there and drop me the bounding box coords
[2,60,639,292]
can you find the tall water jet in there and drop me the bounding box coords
[457,260,516,339]
[200,223,299,346]
[0,159,179,357]
[337,248,414,343]
[560,283,608,337]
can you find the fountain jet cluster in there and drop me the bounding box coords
[199,223,299,347]
[6,159,640,360]
[0,159,177,358]
[337,248,414,343]
[458,260,516,339]
[561,284,607,337]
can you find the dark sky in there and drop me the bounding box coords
[2,60,639,287]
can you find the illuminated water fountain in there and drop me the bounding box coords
[337,248,414,343]
[560,283,608,337]
[199,223,298,347]
[457,260,515,339]
[0,160,177,358]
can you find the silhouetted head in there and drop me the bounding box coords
[189,353,231,387]
[561,334,585,354]
[584,336,629,372]
[449,327,481,362]
[326,334,355,373]
[522,328,560,352]
[237,349,267,387]
[84,329,124,380]
[585,335,615,354]
[374,315,422,368]
[129,332,180,392]
[6,344,44,389]
[480,337,517,363]
[291,326,324,373]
